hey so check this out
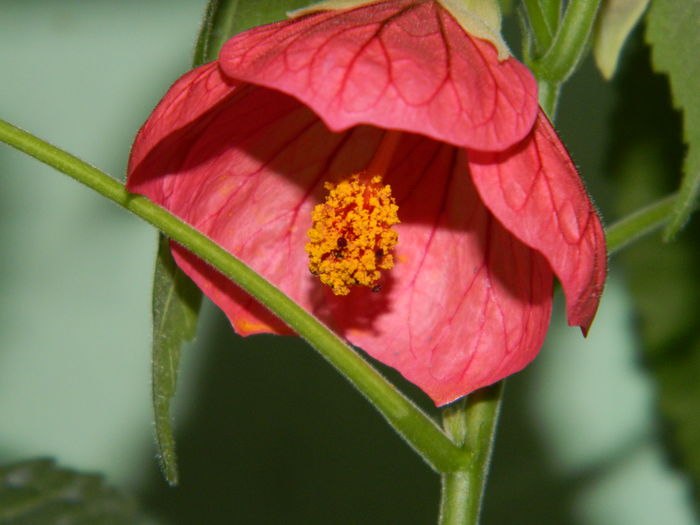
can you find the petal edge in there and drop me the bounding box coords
[469,111,607,333]
[219,1,537,151]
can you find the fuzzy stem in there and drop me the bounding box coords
[438,383,504,525]
[535,0,602,83]
[605,193,679,255]
[0,117,466,474]
[522,0,561,54]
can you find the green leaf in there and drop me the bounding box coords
[0,459,136,525]
[593,0,649,79]
[150,0,348,486]
[151,235,202,486]
[153,0,315,486]
[150,8,223,480]
[608,37,700,510]
[149,0,231,485]
[646,0,700,239]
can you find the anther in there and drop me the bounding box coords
[305,172,399,295]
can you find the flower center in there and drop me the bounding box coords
[305,172,399,295]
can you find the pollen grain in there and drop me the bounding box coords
[305,173,399,295]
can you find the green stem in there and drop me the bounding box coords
[1,117,686,520]
[149,0,244,487]
[522,0,561,54]
[0,118,465,474]
[540,0,562,38]
[439,2,604,510]
[537,78,560,120]
[438,383,504,525]
[605,193,679,255]
[439,472,471,525]
[462,384,503,500]
[535,0,602,83]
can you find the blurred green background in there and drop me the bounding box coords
[0,1,697,524]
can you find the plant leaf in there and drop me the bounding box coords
[148,0,226,487]
[150,0,327,486]
[593,0,649,79]
[151,235,202,486]
[0,459,136,525]
[646,0,700,238]
[609,37,700,509]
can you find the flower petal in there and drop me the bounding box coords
[128,64,374,335]
[128,62,239,182]
[468,112,607,333]
[164,113,387,336]
[127,63,553,405]
[218,0,537,151]
[324,134,553,405]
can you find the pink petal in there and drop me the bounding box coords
[129,64,368,335]
[324,134,553,405]
[468,111,607,333]
[162,99,387,336]
[127,63,554,405]
[218,0,537,152]
[128,62,239,182]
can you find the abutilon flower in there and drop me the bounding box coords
[127,0,607,405]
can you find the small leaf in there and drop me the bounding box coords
[151,235,202,485]
[0,459,136,525]
[593,0,649,79]
[151,0,302,485]
[646,0,700,238]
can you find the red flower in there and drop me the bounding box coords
[127,0,606,406]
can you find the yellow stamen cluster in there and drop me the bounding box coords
[305,173,400,295]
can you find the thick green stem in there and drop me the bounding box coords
[535,0,602,83]
[0,118,465,474]
[438,2,604,512]
[439,472,471,525]
[1,117,687,521]
[438,383,504,525]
